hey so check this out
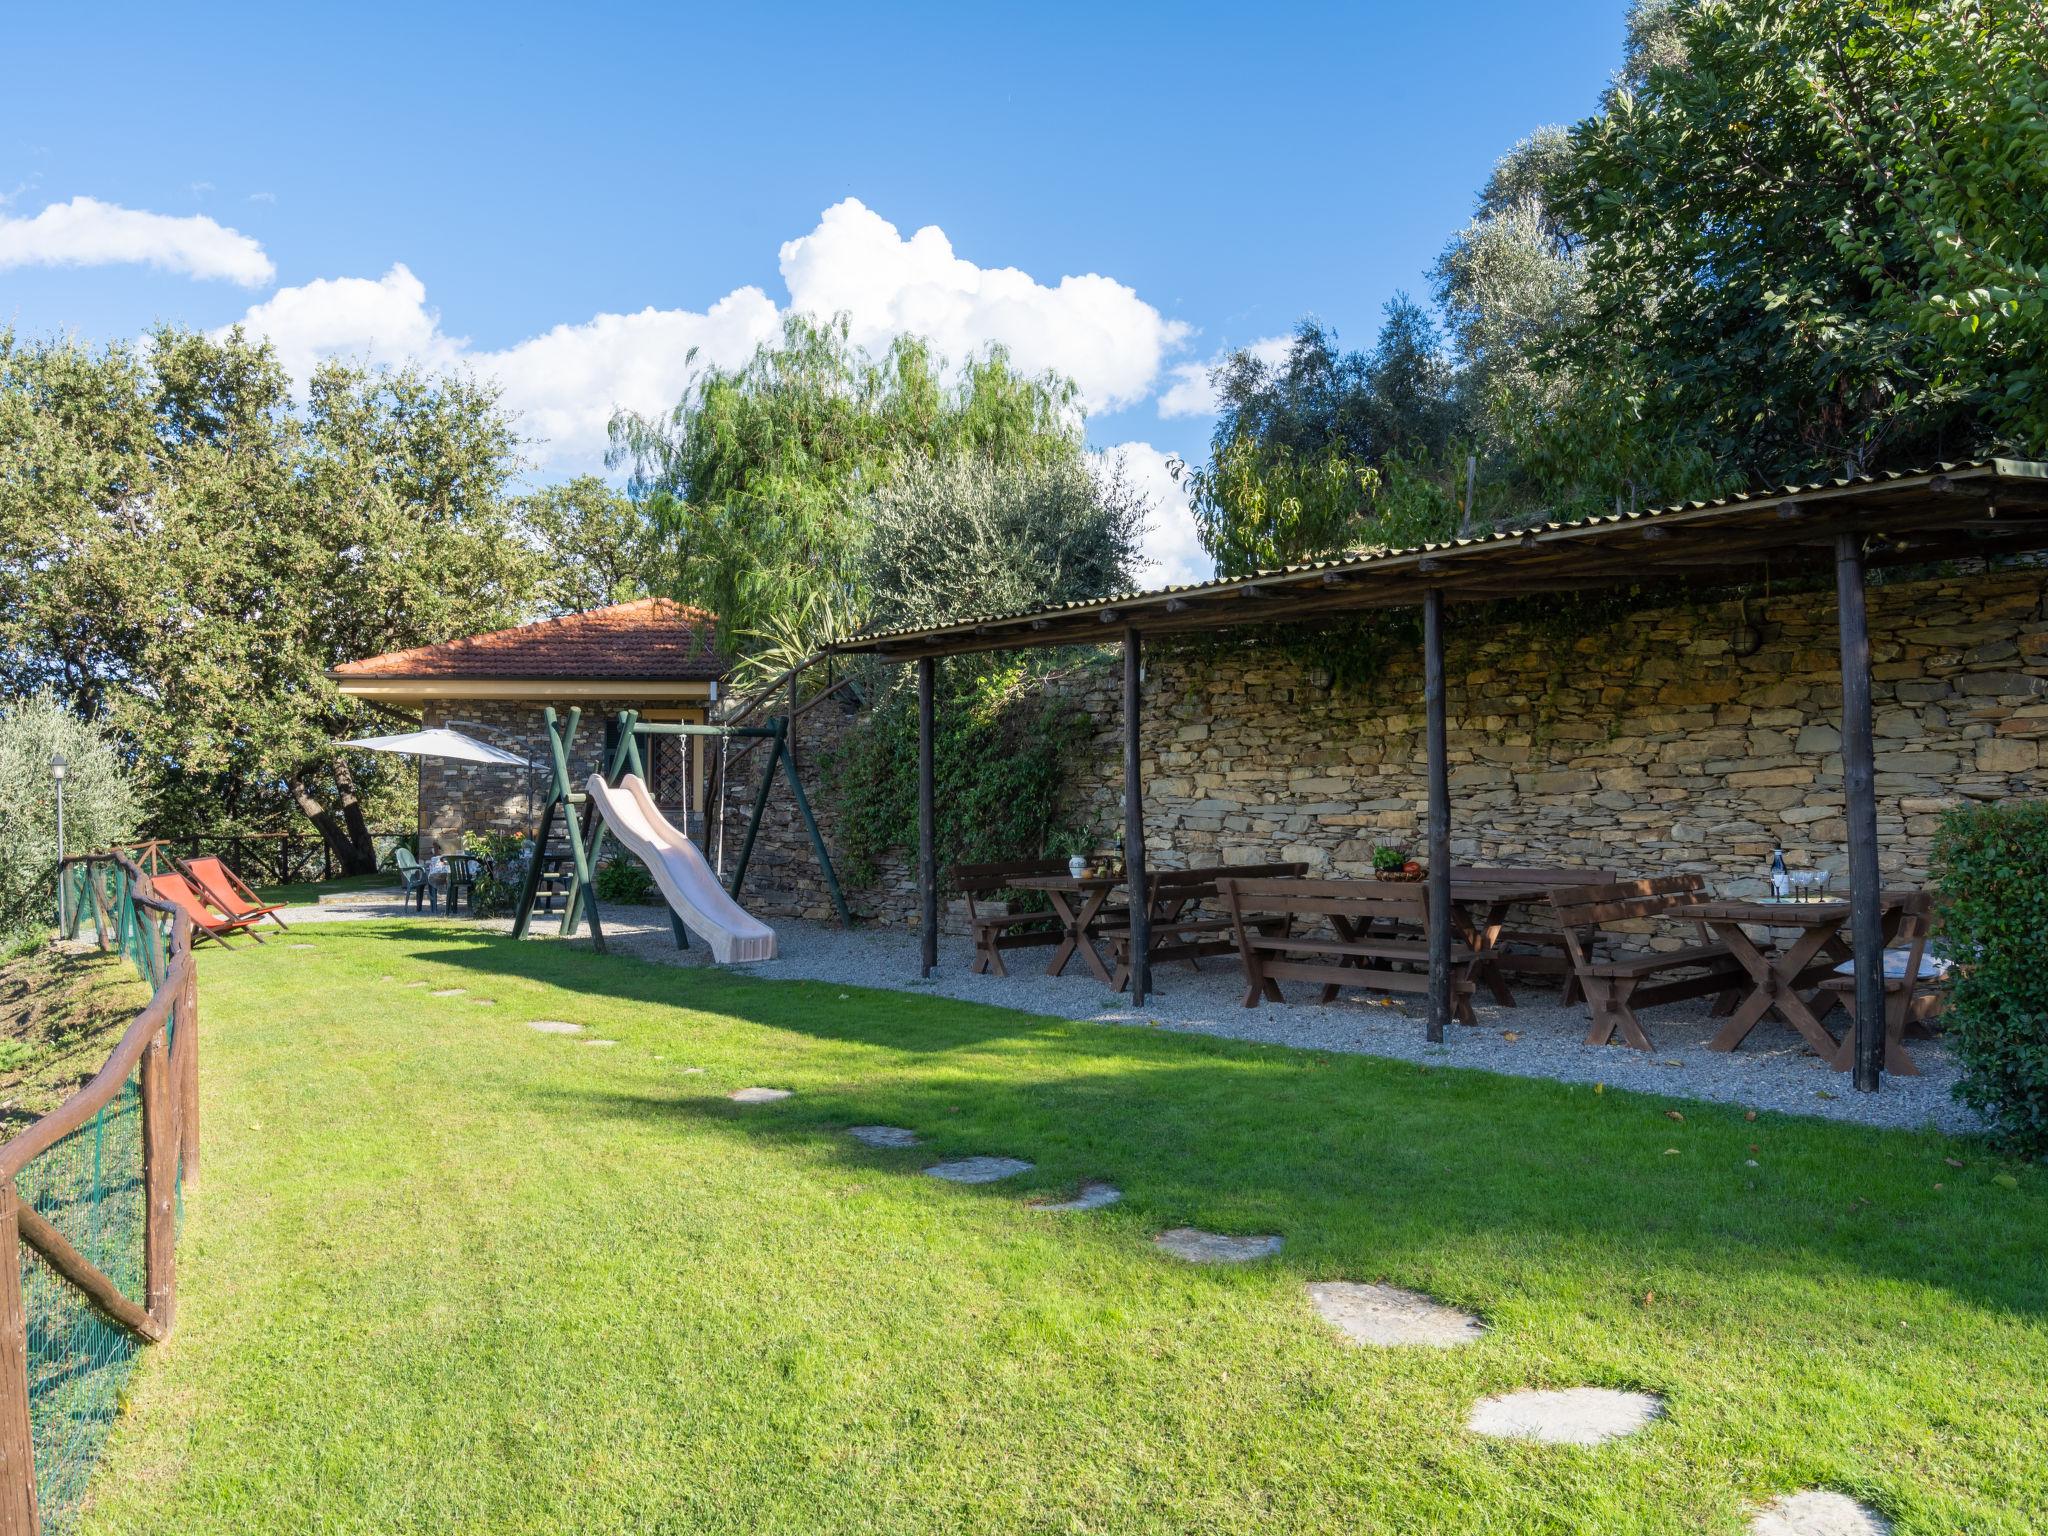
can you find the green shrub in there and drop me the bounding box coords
[460,829,533,920]
[593,856,659,905]
[824,662,1094,889]
[1932,798,2048,1156]
[0,695,142,934]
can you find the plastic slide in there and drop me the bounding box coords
[584,773,778,963]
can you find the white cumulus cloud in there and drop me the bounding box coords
[1157,333,1294,419]
[1097,441,1212,589]
[780,199,1188,415]
[0,195,273,285]
[227,263,783,470]
[224,199,1190,470]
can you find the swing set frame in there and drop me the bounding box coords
[509,705,850,954]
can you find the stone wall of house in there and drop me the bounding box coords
[417,698,700,852]
[726,567,2047,933]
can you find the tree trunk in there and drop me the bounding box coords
[293,781,375,876]
[330,758,380,871]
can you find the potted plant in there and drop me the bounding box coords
[1061,828,1094,879]
[1372,843,1424,882]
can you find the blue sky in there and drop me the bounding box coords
[2,0,1626,580]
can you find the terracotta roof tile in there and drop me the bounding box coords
[332,598,723,682]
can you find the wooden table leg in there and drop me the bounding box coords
[1704,922,1783,1053]
[1045,888,1115,984]
[1455,899,1517,1011]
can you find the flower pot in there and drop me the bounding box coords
[1068,856,1089,878]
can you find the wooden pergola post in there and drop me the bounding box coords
[1423,590,1452,1043]
[1123,628,1152,1006]
[918,656,937,979]
[1835,533,1885,1092]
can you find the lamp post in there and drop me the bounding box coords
[51,752,68,932]
[50,753,67,862]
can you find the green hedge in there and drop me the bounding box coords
[1933,798,2048,1155]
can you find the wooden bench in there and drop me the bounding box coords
[1817,890,1945,1076]
[1216,877,1477,1021]
[1549,875,1749,1050]
[1097,862,1306,990]
[955,858,1083,977]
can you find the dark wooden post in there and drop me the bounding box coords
[1836,533,1885,1092]
[787,670,800,773]
[1123,628,1152,1006]
[0,1189,39,1535]
[1423,590,1452,1044]
[918,657,938,978]
[141,1026,178,1331]
[177,949,200,1187]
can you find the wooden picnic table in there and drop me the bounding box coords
[1215,875,1553,1019]
[1007,873,1127,983]
[1436,879,1556,1008]
[1670,890,1920,1061]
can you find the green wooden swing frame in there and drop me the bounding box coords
[509,705,850,954]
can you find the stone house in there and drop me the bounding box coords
[331,599,725,852]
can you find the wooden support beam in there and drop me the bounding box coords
[1029,618,1052,631]
[1423,590,1451,1045]
[917,657,937,979]
[16,1203,163,1343]
[1164,598,1191,614]
[1123,629,1151,1007]
[1836,534,1885,1092]
[141,1027,177,1331]
[1417,557,1444,574]
[0,1188,39,1536]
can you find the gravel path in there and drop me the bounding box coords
[286,895,1981,1134]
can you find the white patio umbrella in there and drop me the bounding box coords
[339,728,539,816]
[338,728,529,766]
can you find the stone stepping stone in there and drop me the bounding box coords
[1029,1181,1121,1213]
[288,943,315,951]
[1154,1228,1282,1263]
[402,980,429,989]
[923,1156,1032,1184]
[847,1126,921,1148]
[470,998,495,1006]
[1467,1387,1663,1445]
[1749,1492,1890,1535]
[430,988,466,997]
[583,1039,618,1048]
[729,1087,792,1104]
[525,1020,584,1035]
[1307,1281,1484,1347]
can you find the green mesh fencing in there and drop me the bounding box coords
[16,1070,147,1533]
[22,858,181,1533]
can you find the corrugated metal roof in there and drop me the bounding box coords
[835,459,2048,658]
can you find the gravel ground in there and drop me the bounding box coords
[286,894,1982,1135]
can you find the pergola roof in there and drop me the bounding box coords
[833,459,2048,662]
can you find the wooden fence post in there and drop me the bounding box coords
[140,1029,178,1333]
[0,1189,39,1535]
[177,960,200,1188]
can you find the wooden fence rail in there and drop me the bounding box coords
[1,852,199,1535]
[115,829,417,888]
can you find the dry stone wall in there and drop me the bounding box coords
[726,569,2047,932]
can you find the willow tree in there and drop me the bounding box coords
[605,313,1084,659]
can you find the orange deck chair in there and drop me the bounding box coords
[148,871,269,948]
[179,855,289,932]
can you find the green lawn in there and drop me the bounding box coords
[249,871,399,907]
[76,922,2047,1534]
